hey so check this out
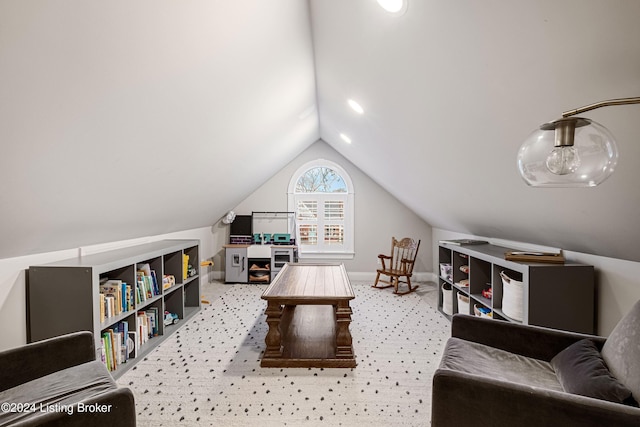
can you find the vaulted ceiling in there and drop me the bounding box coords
[1,0,639,262]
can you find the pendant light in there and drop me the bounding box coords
[517,97,640,187]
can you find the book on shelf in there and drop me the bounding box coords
[136,311,155,346]
[135,283,144,304]
[100,320,131,372]
[183,254,190,281]
[101,332,112,371]
[150,270,160,295]
[145,307,159,336]
[103,330,118,371]
[112,331,121,368]
[100,332,111,370]
[99,279,133,321]
[439,239,488,246]
[504,250,565,264]
[100,279,123,317]
[125,284,133,312]
[113,321,129,363]
[99,294,105,323]
[137,265,160,301]
[120,283,132,313]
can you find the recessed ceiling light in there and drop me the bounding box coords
[347,99,364,114]
[340,133,352,144]
[377,0,407,15]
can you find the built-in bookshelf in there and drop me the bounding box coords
[438,241,595,334]
[27,239,200,378]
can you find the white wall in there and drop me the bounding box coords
[216,140,433,278]
[432,228,640,336]
[0,0,319,260]
[0,226,219,351]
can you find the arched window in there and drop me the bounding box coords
[288,159,354,258]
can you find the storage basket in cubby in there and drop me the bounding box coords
[473,304,492,318]
[442,283,453,315]
[440,263,452,281]
[500,271,524,321]
[457,293,470,315]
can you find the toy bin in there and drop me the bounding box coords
[500,271,524,321]
[474,304,493,318]
[442,283,453,315]
[457,293,470,315]
[439,263,452,282]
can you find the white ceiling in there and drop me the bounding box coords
[310,0,640,261]
[1,0,639,261]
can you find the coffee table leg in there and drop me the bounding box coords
[335,300,354,359]
[263,301,283,359]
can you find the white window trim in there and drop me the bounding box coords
[287,159,354,259]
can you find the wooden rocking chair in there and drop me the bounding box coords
[372,237,421,295]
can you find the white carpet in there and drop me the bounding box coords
[117,283,449,426]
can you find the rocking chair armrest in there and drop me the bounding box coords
[401,258,415,267]
[398,258,416,274]
[377,254,391,270]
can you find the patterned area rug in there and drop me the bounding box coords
[117,283,449,426]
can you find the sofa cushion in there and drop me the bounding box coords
[0,360,116,426]
[602,300,640,403]
[552,338,635,405]
[439,337,563,391]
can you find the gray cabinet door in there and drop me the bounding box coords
[225,247,248,283]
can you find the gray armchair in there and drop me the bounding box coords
[0,331,135,427]
[432,300,640,427]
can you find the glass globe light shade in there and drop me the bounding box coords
[517,117,619,187]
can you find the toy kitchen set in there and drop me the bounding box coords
[223,212,298,284]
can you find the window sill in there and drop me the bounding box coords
[297,251,355,260]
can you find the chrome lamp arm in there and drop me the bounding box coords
[562,97,640,118]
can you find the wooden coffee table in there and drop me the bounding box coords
[260,263,356,368]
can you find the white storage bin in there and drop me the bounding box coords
[440,263,452,281]
[500,271,524,321]
[474,304,493,318]
[442,283,453,315]
[457,293,470,315]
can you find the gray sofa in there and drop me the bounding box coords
[432,300,640,426]
[0,331,135,427]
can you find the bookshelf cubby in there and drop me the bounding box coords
[438,242,595,334]
[27,239,201,378]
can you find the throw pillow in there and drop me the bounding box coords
[551,339,636,406]
[602,299,640,402]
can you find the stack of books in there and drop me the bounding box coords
[99,279,134,323]
[504,250,565,264]
[100,321,131,372]
[136,263,160,303]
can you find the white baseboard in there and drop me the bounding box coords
[209,271,225,281]
[211,271,437,284]
[415,272,438,282]
[347,271,436,282]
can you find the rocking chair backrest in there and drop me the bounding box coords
[389,237,420,274]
